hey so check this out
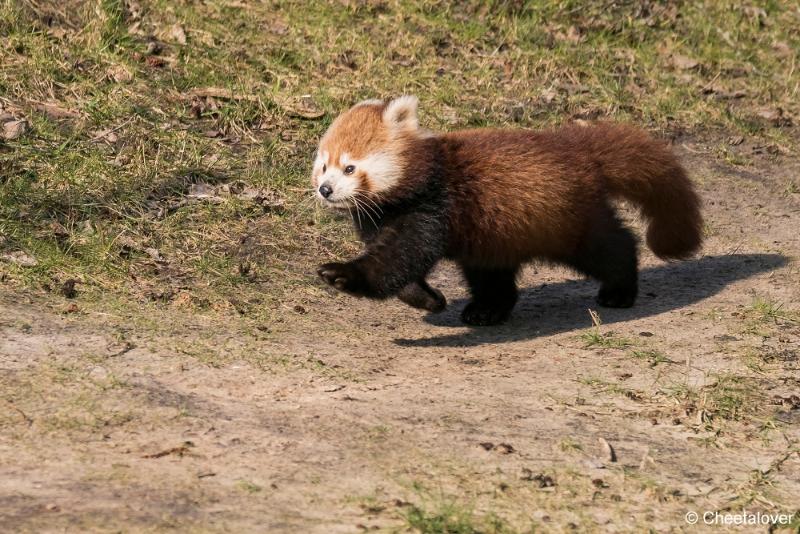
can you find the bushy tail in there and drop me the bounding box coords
[579,123,703,260]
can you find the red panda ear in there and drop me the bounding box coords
[382,95,419,130]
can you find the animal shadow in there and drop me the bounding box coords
[394,253,789,348]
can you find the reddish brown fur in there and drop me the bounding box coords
[320,104,391,163]
[432,124,703,265]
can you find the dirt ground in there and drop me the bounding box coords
[1,143,799,532]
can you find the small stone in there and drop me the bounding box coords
[494,443,515,454]
[88,366,109,380]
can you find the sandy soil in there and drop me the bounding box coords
[1,144,799,533]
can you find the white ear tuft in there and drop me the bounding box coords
[382,95,419,130]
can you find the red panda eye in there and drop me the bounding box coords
[344,165,356,175]
[322,164,326,173]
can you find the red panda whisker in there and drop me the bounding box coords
[355,192,383,215]
[356,193,384,222]
[354,193,382,220]
[343,202,356,225]
[353,196,379,229]
[351,197,364,228]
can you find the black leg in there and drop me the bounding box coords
[568,214,638,308]
[460,266,519,326]
[397,279,447,312]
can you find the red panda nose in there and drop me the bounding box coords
[319,183,333,199]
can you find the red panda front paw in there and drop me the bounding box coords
[317,262,368,296]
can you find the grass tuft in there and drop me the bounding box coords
[404,500,516,534]
[580,310,633,349]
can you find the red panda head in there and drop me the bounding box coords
[312,96,421,209]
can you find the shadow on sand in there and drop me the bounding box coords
[394,254,789,348]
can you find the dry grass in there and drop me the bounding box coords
[1,0,799,326]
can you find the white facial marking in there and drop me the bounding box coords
[313,150,401,206]
[316,152,358,204]
[312,151,329,186]
[355,152,401,192]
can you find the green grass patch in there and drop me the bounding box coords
[664,373,766,423]
[580,310,633,349]
[2,0,798,317]
[579,377,644,401]
[403,499,517,534]
[630,349,672,367]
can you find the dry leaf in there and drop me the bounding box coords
[2,119,28,140]
[583,458,605,469]
[772,41,793,58]
[670,54,699,70]
[728,135,745,146]
[743,6,767,23]
[107,65,134,83]
[714,89,746,100]
[718,30,736,48]
[187,183,223,202]
[561,25,585,43]
[91,129,119,144]
[185,181,284,210]
[266,18,289,35]
[639,448,657,470]
[701,85,746,100]
[128,21,145,36]
[187,87,259,102]
[1,251,38,267]
[598,437,617,462]
[279,95,325,120]
[757,108,792,126]
[166,23,187,45]
[35,103,81,120]
[47,27,69,39]
[144,247,165,262]
[540,88,557,103]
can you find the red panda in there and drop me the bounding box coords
[312,96,703,326]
